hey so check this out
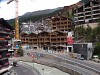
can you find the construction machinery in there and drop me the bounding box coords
[7,0,21,57]
[7,0,19,40]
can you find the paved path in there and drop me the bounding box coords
[21,61,70,75]
[12,64,36,75]
[3,61,37,75]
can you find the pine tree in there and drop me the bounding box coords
[81,0,91,4]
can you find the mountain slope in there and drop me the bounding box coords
[22,9,58,17]
[7,7,63,27]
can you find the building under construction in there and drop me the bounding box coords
[20,15,73,52]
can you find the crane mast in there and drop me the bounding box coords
[7,0,19,40]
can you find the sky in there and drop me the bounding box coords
[0,0,80,20]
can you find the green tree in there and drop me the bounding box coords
[89,29,96,42]
[74,27,80,39]
[17,46,23,56]
[85,25,92,42]
[93,42,100,58]
[74,26,86,39]
[82,0,90,4]
[95,25,100,42]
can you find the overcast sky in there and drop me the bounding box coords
[0,0,80,20]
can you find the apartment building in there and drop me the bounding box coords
[51,15,72,32]
[63,1,83,13]
[0,18,13,74]
[21,30,67,52]
[20,14,74,52]
[74,0,100,28]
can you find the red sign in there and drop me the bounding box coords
[66,36,74,44]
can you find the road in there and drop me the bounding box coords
[56,54,100,72]
[10,49,100,75]
[23,62,70,75]
[31,50,100,74]
[12,64,36,75]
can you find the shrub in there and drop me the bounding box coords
[93,42,100,58]
[17,48,23,56]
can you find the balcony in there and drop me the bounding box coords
[5,28,11,31]
[92,9,100,11]
[6,53,11,57]
[0,65,2,69]
[84,7,91,9]
[92,5,100,8]
[0,46,7,50]
[93,17,99,19]
[5,36,11,40]
[77,19,84,22]
[0,38,5,40]
[0,55,2,58]
[5,44,11,48]
[0,30,11,35]
[4,62,9,66]
[77,12,84,15]
[0,46,3,48]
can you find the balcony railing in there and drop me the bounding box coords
[0,55,2,58]
[92,5,100,8]
[5,44,11,47]
[6,53,11,57]
[4,62,9,66]
[0,45,2,48]
[5,28,11,31]
[0,46,8,50]
[0,31,12,34]
[0,38,5,40]
[5,36,11,40]
[0,65,2,69]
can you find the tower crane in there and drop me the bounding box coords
[7,0,19,40]
[7,0,21,54]
[7,0,33,50]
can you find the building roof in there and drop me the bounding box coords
[75,0,99,11]
[0,18,14,30]
[63,1,83,11]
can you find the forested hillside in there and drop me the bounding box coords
[7,8,62,27]
[81,0,91,4]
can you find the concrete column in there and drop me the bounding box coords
[67,47,69,52]
[41,47,43,50]
[71,46,73,53]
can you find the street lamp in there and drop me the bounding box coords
[31,54,34,68]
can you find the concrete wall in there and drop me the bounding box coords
[75,23,98,29]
